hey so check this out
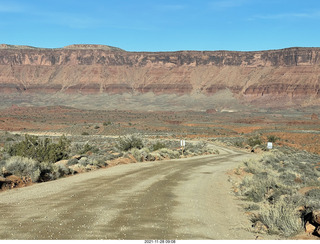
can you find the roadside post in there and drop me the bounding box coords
[180,139,186,155]
[267,142,273,150]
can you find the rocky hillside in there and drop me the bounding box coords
[0,44,319,108]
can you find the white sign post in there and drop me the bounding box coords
[180,139,186,147]
[267,142,273,149]
[180,139,186,155]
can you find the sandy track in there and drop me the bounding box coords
[0,145,268,240]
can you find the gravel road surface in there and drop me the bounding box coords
[0,144,268,240]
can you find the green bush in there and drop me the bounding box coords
[117,135,144,151]
[6,135,70,163]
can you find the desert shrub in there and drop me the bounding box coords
[240,175,268,202]
[5,137,14,142]
[258,198,303,236]
[117,135,144,151]
[38,162,54,181]
[129,148,142,162]
[78,143,99,154]
[267,135,280,143]
[78,157,90,166]
[103,121,112,126]
[240,173,292,203]
[151,141,166,151]
[260,153,282,170]
[105,152,121,161]
[236,148,320,237]
[53,163,71,178]
[0,160,5,169]
[305,188,320,199]
[279,172,298,185]
[245,204,260,211]
[38,161,71,181]
[129,148,155,162]
[5,156,41,182]
[183,150,193,156]
[305,189,320,211]
[75,156,107,168]
[91,159,107,168]
[7,135,70,163]
[234,141,244,148]
[247,135,262,147]
[67,158,79,166]
[243,159,263,174]
[185,141,207,154]
[158,148,180,159]
[81,132,89,135]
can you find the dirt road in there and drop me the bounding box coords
[0,145,268,240]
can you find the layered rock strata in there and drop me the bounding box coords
[0,44,319,107]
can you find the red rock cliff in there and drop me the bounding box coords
[0,44,319,107]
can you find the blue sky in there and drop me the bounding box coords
[0,0,319,51]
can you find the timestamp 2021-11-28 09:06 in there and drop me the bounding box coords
[144,240,176,244]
